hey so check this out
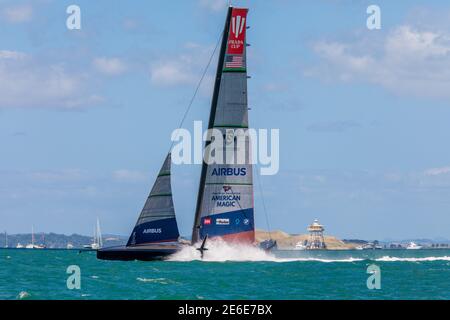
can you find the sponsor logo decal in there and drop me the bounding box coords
[227,8,248,55]
[211,167,247,177]
[231,14,246,38]
[143,228,162,234]
[204,218,212,225]
[216,218,230,226]
[212,193,241,208]
[243,218,250,225]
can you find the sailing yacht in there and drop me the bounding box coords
[84,218,103,250]
[25,226,44,249]
[98,6,255,261]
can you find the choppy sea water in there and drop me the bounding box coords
[1,244,449,300]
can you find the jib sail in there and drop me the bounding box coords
[127,153,180,246]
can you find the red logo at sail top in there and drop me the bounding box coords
[227,8,248,55]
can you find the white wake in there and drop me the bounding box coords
[168,239,277,262]
[374,256,450,262]
[167,239,363,263]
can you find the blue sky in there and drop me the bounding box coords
[1,0,450,240]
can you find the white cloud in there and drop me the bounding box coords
[93,57,127,76]
[0,50,103,109]
[307,120,362,133]
[424,166,450,176]
[150,42,215,88]
[0,50,26,59]
[151,62,196,86]
[113,170,147,182]
[2,4,33,23]
[30,170,86,183]
[309,25,450,99]
[199,0,227,12]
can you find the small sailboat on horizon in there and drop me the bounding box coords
[25,226,44,249]
[98,6,263,261]
[84,218,103,250]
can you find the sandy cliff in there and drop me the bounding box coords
[255,230,359,250]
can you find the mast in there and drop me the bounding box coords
[96,218,103,248]
[192,7,233,243]
[93,225,97,246]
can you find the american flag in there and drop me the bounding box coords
[225,55,244,69]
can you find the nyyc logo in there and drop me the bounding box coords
[231,15,246,38]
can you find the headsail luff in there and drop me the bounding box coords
[192,7,254,244]
[127,153,180,246]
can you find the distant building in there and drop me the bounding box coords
[306,219,326,250]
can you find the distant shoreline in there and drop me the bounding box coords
[1,231,449,250]
[255,230,450,250]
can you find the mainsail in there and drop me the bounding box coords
[127,153,180,246]
[192,7,254,244]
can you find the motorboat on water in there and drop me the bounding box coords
[406,242,422,250]
[294,241,306,250]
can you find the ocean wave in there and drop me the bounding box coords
[167,240,450,263]
[276,257,365,263]
[375,256,450,262]
[136,277,169,284]
[17,291,30,300]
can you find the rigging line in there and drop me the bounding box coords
[169,30,224,154]
[255,165,273,240]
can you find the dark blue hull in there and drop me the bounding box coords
[97,244,183,261]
